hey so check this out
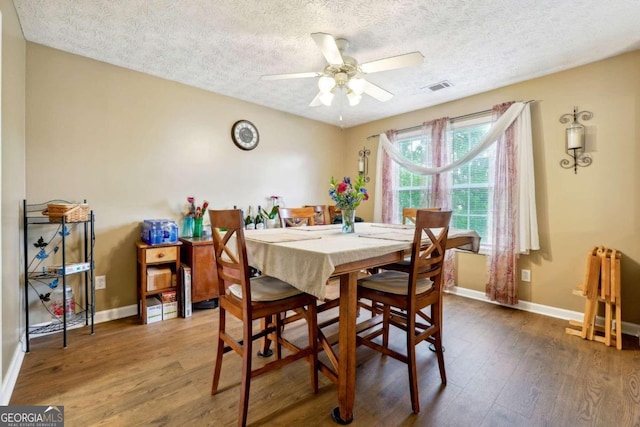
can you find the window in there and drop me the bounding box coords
[397,133,432,212]
[451,119,493,245]
[395,117,494,246]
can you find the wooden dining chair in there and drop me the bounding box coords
[380,207,445,273]
[304,204,328,225]
[208,209,318,427]
[327,205,342,223]
[356,209,452,414]
[277,206,316,227]
[402,207,441,225]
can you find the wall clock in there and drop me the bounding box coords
[231,120,259,151]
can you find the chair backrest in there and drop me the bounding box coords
[402,207,442,225]
[209,209,252,310]
[304,205,328,225]
[408,209,452,295]
[277,207,316,227]
[327,206,341,223]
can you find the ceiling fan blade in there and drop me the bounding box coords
[364,80,393,102]
[309,92,323,107]
[261,71,321,80]
[311,32,344,66]
[360,52,424,74]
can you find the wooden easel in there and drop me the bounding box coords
[565,245,622,349]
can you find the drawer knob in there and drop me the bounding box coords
[158,253,165,258]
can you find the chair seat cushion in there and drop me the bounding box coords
[228,275,304,302]
[358,270,433,295]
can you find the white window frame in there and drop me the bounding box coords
[394,116,494,251]
[450,116,494,252]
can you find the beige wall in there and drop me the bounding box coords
[25,43,345,312]
[18,39,640,345]
[1,0,26,398]
[346,51,640,324]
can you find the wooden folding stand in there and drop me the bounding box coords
[566,245,622,349]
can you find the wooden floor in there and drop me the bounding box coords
[11,294,640,427]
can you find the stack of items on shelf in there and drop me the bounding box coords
[565,245,623,349]
[141,219,179,245]
[145,291,178,324]
[146,266,175,291]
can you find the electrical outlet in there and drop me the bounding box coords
[521,269,531,282]
[95,275,106,290]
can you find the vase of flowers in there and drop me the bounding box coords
[184,197,209,238]
[329,176,368,233]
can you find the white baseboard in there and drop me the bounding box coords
[447,286,640,337]
[94,304,138,323]
[1,304,138,405]
[0,342,25,405]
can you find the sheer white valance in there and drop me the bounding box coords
[377,102,526,175]
[373,101,539,254]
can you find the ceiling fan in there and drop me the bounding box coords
[261,33,424,107]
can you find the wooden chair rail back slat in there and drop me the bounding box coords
[277,207,316,227]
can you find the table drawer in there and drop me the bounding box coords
[145,246,178,264]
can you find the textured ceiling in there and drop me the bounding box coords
[12,0,640,128]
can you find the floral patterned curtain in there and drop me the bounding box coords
[423,118,456,288]
[486,102,518,304]
[380,130,398,223]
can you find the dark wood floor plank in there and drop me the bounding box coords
[10,295,640,426]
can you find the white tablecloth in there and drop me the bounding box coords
[244,223,480,299]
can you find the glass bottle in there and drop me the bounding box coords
[245,206,255,230]
[255,205,265,230]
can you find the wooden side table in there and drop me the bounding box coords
[136,241,182,324]
[179,237,219,303]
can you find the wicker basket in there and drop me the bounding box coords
[43,203,90,223]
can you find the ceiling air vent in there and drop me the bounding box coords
[423,80,453,92]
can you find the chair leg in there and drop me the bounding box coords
[406,314,420,414]
[432,301,447,385]
[258,315,274,357]
[434,330,447,385]
[307,303,319,394]
[382,304,391,349]
[275,313,283,360]
[211,307,226,395]
[238,318,253,427]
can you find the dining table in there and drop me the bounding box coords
[244,222,480,424]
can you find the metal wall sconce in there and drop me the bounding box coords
[559,106,593,174]
[358,146,371,183]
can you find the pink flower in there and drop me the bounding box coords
[187,196,195,204]
[337,182,348,193]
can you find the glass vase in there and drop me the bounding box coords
[193,217,204,238]
[341,208,356,234]
[182,216,194,238]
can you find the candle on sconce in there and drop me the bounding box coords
[566,126,584,149]
[358,158,365,173]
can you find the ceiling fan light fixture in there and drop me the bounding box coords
[347,77,366,95]
[347,90,362,106]
[334,72,349,87]
[319,91,335,106]
[318,75,336,93]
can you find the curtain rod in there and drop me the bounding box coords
[365,100,535,140]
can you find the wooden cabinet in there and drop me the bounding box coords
[136,241,181,324]
[179,237,219,303]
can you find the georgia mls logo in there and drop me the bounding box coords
[0,405,64,426]
[44,406,63,416]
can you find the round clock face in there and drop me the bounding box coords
[231,120,259,151]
